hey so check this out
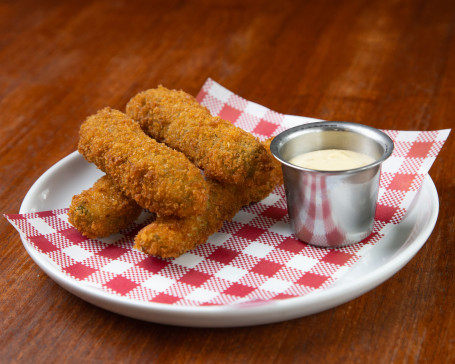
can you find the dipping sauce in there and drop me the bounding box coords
[289,149,375,171]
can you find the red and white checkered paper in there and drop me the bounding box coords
[5,78,450,307]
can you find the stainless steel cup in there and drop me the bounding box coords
[270,121,394,248]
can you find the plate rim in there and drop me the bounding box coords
[18,151,440,327]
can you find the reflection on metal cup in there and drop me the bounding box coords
[270,121,394,248]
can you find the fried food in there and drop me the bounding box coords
[126,86,274,186]
[71,88,282,257]
[78,107,208,217]
[134,178,239,258]
[68,175,142,238]
[134,140,283,258]
[246,137,284,202]
[70,135,282,257]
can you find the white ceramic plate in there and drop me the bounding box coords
[19,151,439,327]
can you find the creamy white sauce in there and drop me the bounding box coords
[289,149,375,171]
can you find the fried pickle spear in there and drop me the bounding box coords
[134,140,283,258]
[134,179,240,258]
[78,107,208,217]
[68,175,142,238]
[126,86,274,186]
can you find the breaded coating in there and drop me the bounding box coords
[134,140,283,258]
[126,86,274,185]
[68,175,142,239]
[78,107,208,217]
[243,137,283,203]
[134,179,240,258]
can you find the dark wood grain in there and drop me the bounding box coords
[1,0,453,362]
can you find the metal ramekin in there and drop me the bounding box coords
[270,121,394,248]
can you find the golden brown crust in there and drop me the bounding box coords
[134,139,283,258]
[247,137,284,201]
[71,99,283,256]
[77,107,208,217]
[68,175,142,238]
[68,138,282,256]
[126,86,274,186]
[134,178,240,258]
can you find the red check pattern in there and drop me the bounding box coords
[5,78,450,306]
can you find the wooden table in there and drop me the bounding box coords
[1,0,453,362]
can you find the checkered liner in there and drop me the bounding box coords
[5,78,450,306]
